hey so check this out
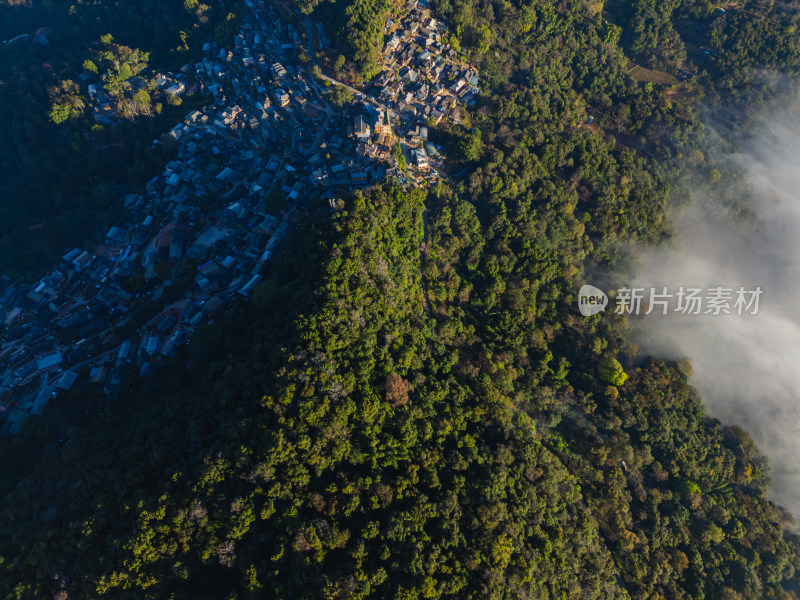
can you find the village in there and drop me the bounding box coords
[0,0,478,435]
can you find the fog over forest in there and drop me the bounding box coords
[632,106,800,516]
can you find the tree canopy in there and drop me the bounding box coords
[1,0,799,598]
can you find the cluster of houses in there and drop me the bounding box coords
[0,0,479,435]
[87,71,193,125]
[0,110,301,434]
[350,99,441,185]
[0,4,311,435]
[186,1,390,193]
[377,6,478,125]
[345,1,478,184]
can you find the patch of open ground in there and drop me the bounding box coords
[627,63,679,85]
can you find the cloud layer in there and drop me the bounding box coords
[629,110,800,515]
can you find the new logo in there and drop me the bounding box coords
[578,285,608,316]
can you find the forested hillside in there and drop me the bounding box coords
[4,179,795,600]
[1,0,800,598]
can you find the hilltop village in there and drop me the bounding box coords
[0,0,479,435]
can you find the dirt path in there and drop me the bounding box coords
[419,203,432,317]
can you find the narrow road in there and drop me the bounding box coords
[307,111,329,154]
[2,33,29,45]
[316,72,393,114]
[419,203,432,317]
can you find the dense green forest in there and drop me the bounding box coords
[5,178,797,599]
[0,0,236,278]
[2,0,800,598]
